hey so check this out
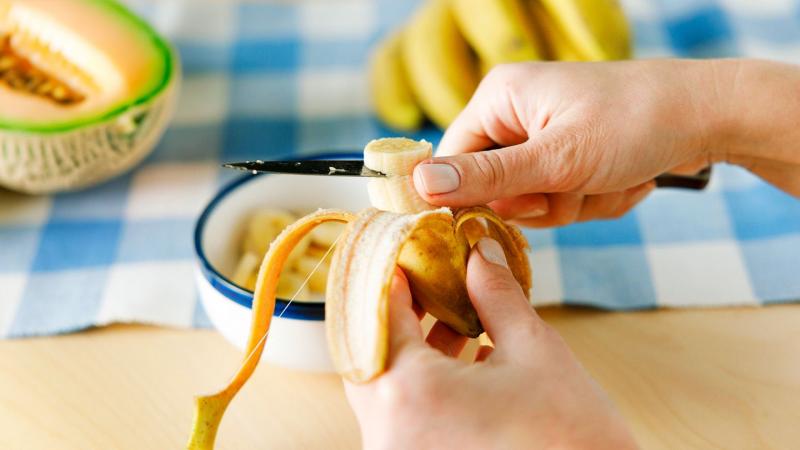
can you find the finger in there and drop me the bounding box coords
[508,192,584,228]
[425,320,468,358]
[576,191,626,222]
[411,301,426,321]
[670,155,710,175]
[474,345,494,362]
[414,126,581,207]
[487,193,549,221]
[466,237,544,353]
[609,181,656,218]
[437,69,530,157]
[387,269,424,362]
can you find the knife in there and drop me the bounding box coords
[223,159,712,190]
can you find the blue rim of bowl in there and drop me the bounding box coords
[194,152,360,321]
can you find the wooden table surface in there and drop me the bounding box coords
[1,305,798,450]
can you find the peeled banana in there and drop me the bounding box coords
[451,0,545,67]
[189,139,532,448]
[402,0,481,129]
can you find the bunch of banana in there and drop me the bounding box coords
[371,0,632,130]
[187,138,532,449]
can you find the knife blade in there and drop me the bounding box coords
[223,159,712,190]
[223,160,386,177]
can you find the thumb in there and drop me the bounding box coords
[413,134,570,207]
[466,238,544,352]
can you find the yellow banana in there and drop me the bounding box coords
[402,0,481,129]
[528,0,584,61]
[369,31,424,131]
[536,0,632,61]
[450,0,545,67]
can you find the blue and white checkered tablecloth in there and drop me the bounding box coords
[1,0,799,338]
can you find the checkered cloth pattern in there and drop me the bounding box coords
[1,0,799,338]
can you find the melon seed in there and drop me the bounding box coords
[0,35,85,105]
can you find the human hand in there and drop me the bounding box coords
[345,237,637,449]
[411,59,800,226]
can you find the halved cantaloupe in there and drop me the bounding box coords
[0,0,179,193]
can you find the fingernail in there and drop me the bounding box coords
[517,208,547,219]
[477,237,508,268]
[414,163,460,195]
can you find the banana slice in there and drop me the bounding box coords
[276,270,314,301]
[364,137,432,175]
[309,221,345,248]
[231,251,260,288]
[241,209,297,255]
[293,254,330,294]
[364,137,435,214]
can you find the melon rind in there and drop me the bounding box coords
[0,0,180,194]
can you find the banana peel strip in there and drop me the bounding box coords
[454,206,532,297]
[187,209,355,450]
[325,208,451,383]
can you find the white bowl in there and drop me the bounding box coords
[194,154,369,372]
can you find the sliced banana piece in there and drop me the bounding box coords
[364,137,432,175]
[231,251,260,288]
[241,209,297,255]
[293,254,330,293]
[310,221,345,248]
[364,137,435,214]
[276,270,314,301]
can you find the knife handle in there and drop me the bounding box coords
[654,167,712,190]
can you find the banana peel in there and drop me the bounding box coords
[326,206,530,383]
[187,206,530,446]
[187,209,355,450]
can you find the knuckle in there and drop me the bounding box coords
[519,316,555,342]
[484,63,535,96]
[540,122,605,193]
[550,207,578,226]
[469,150,508,196]
[485,63,516,84]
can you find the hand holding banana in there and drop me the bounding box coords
[371,0,631,131]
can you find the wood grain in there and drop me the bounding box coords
[0,305,798,449]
